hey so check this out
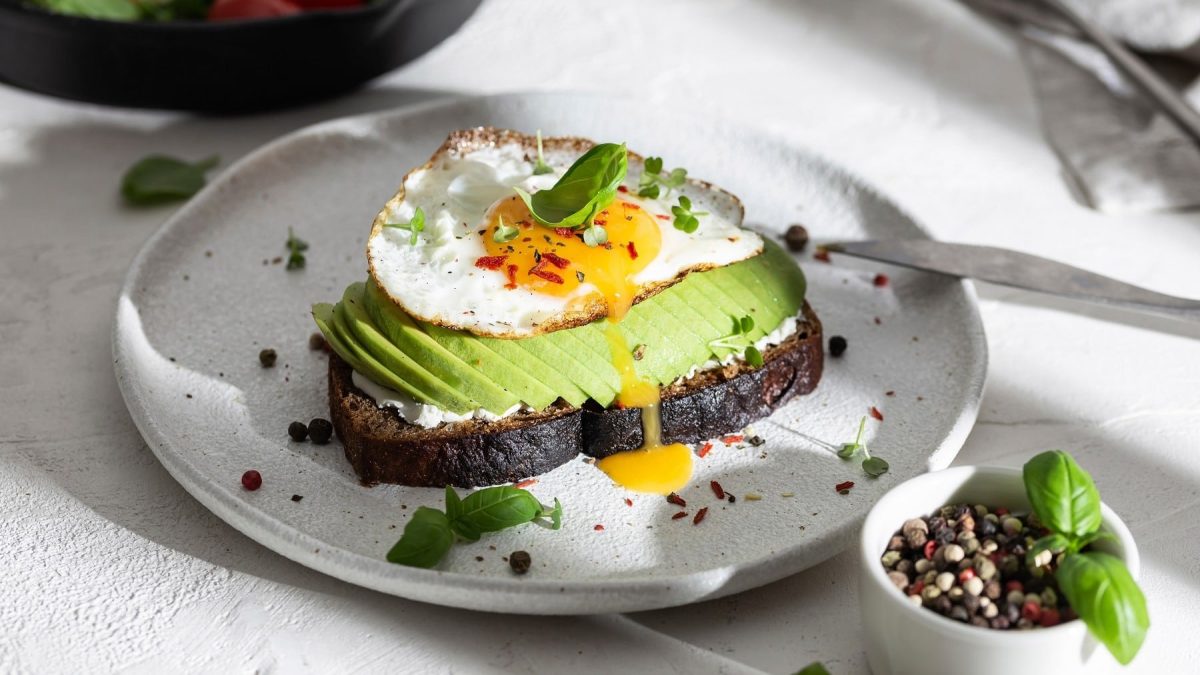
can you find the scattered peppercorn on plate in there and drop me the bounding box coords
[113,93,987,613]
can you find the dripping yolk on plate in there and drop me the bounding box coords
[482,195,693,494]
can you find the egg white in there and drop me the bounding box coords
[367,132,762,337]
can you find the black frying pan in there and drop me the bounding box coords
[0,0,480,111]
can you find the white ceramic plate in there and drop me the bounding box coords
[113,93,986,614]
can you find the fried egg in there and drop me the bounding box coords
[367,128,762,337]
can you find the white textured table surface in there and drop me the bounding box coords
[2,1,1198,672]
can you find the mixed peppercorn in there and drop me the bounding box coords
[881,503,1076,630]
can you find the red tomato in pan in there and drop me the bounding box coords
[207,0,303,20]
[292,0,364,8]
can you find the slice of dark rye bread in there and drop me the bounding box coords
[328,302,823,487]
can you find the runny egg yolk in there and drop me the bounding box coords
[482,195,693,495]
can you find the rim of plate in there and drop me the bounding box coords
[112,92,987,614]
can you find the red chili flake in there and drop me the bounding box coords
[542,251,571,269]
[909,579,925,596]
[835,480,855,493]
[710,481,726,500]
[241,470,262,491]
[594,524,605,531]
[693,507,708,525]
[504,264,518,289]
[554,227,575,238]
[666,492,687,508]
[617,185,628,193]
[958,568,976,584]
[721,434,743,445]
[698,442,713,458]
[655,214,670,220]
[626,241,639,259]
[474,255,507,271]
[923,540,937,560]
[529,261,564,284]
[813,249,831,263]
[624,498,633,507]
[869,406,884,421]
[603,242,613,250]
[873,273,890,288]
[513,478,538,489]
[521,237,532,242]
[594,218,607,226]
[623,202,640,210]
[672,511,689,520]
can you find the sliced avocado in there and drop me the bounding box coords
[725,263,783,337]
[515,330,618,406]
[339,285,477,413]
[312,303,370,375]
[630,294,704,380]
[421,323,559,411]
[318,302,438,405]
[616,308,677,385]
[479,336,590,408]
[647,291,718,367]
[687,272,766,343]
[665,275,743,360]
[362,281,519,415]
[560,322,623,391]
[751,238,807,312]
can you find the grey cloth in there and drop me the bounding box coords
[995,0,1200,212]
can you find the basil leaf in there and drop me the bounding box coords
[745,345,764,368]
[1057,552,1149,665]
[1027,533,1071,567]
[514,143,627,228]
[121,155,219,205]
[454,486,542,533]
[1023,450,1102,539]
[862,456,889,477]
[386,507,454,569]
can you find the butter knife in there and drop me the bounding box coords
[824,240,1200,321]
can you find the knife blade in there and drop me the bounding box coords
[824,239,1200,321]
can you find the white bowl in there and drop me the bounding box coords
[859,466,1139,675]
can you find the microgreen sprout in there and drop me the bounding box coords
[637,156,687,199]
[493,214,519,243]
[672,195,707,233]
[384,206,426,245]
[285,227,308,270]
[532,130,554,176]
[837,416,890,477]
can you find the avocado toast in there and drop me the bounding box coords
[312,128,823,489]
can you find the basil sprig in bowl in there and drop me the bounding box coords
[859,453,1145,675]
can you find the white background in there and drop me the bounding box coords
[2,0,1199,672]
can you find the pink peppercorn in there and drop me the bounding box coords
[241,470,262,491]
[1005,580,1024,594]
[959,568,976,584]
[873,273,889,287]
[1039,608,1061,627]
[1022,601,1042,622]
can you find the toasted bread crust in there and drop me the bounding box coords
[327,302,822,486]
[328,356,581,487]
